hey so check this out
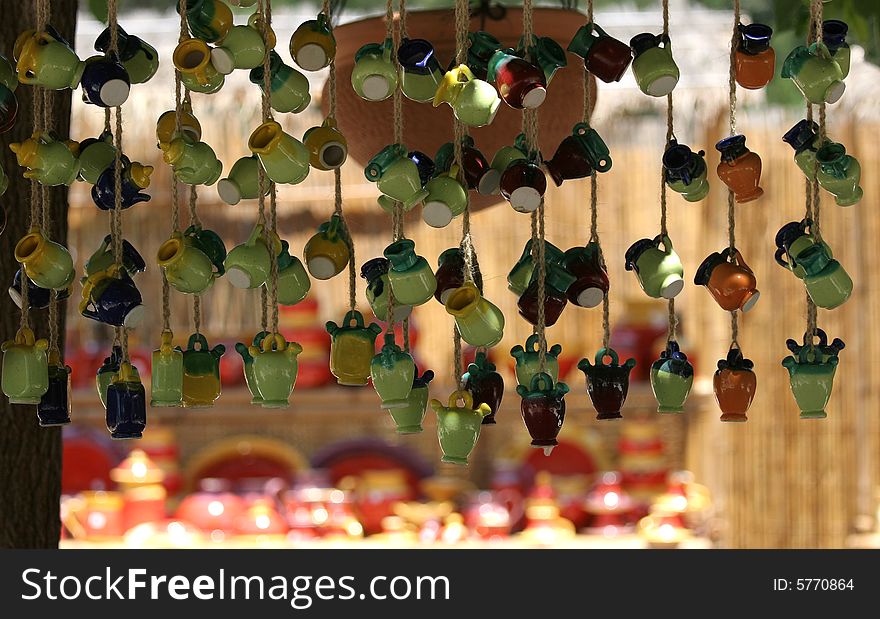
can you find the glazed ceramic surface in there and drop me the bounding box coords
[578,347,636,420]
[431,390,490,466]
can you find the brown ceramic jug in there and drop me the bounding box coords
[716,135,763,203]
[694,247,760,313]
[713,347,757,422]
[735,24,775,90]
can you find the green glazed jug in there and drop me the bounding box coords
[249,50,310,114]
[182,333,225,408]
[1,326,49,404]
[163,133,222,186]
[236,331,269,405]
[431,390,491,466]
[445,282,505,348]
[422,167,468,229]
[14,228,75,291]
[507,239,566,296]
[304,214,351,280]
[388,368,434,434]
[432,64,501,128]
[351,39,397,101]
[172,38,225,94]
[249,333,303,409]
[14,28,83,90]
[179,0,233,43]
[276,241,311,306]
[365,144,430,212]
[212,21,268,73]
[649,340,694,414]
[248,120,310,186]
[10,131,81,186]
[370,332,415,409]
[77,131,116,184]
[360,257,412,323]
[782,343,840,419]
[815,141,862,207]
[384,239,437,306]
[624,234,685,299]
[781,42,845,105]
[96,345,137,409]
[157,229,222,295]
[218,155,269,205]
[150,329,183,407]
[326,310,382,386]
[630,33,679,97]
[225,223,279,289]
[511,334,562,388]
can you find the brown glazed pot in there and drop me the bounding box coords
[715,135,763,203]
[694,248,760,313]
[517,372,569,454]
[713,347,756,422]
[462,351,504,425]
[325,8,596,212]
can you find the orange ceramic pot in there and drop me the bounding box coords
[734,24,775,90]
[715,135,763,203]
[694,248,759,312]
[713,347,756,422]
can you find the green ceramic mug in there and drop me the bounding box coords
[422,168,468,228]
[815,141,862,206]
[248,120,310,185]
[151,329,183,407]
[163,133,223,186]
[157,231,220,295]
[804,260,853,310]
[173,38,225,94]
[77,131,117,184]
[630,33,680,97]
[624,234,685,299]
[249,50,310,114]
[212,22,267,73]
[433,64,501,128]
[365,144,430,212]
[14,228,75,291]
[351,39,397,101]
[445,282,505,348]
[225,224,279,289]
[276,241,311,306]
[218,155,268,205]
[9,132,81,186]
[781,42,845,105]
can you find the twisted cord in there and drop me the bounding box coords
[727,0,740,348]
[805,0,824,339]
[659,0,676,342]
[256,0,274,331]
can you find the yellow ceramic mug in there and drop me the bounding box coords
[173,38,224,94]
[302,117,348,171]
[15,228,75,290]
[303,215,351,280]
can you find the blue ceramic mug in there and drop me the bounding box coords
[80,54,131,108]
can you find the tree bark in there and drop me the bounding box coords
[0,0,77,549]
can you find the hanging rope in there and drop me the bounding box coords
[726,0,740,347]
[804,0,824,340]
[322,0,356,314]
[659,0,677,342]
[582,0,609,349]
[255,0,273,333]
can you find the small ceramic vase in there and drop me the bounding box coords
[326,310,383,386]
[823,20,850,78]
[351,39,397,101]
[434,247,482,305]
[445,282,505,348]
[79,265,145,328]
[649,340,694,414]
[517,261,576,327]
[462,351,504,425]
[370,332,415,409]
[360,257,412,323]
[249,333,303,409]
[179,0,233,43]
[815,141,862,207]
[172,38,225,94]
[92,156,153,210]
[578,347,636,420]
[235,331,269,404]
[83,234,146,280]
[567,22,631,83]
[181,333,225,408]
[422,167,468,228]
[157,226,225,295]
[95,24,159,84]
[511,334,562,388]
[487,48,547,109]
[163,133,222,186]
[105,362,147,440]
[1,326,49,405]
[517,372,569,455]
[388,368,434,434]
[500,159,546,213]
[563,242,609,308]
[14,227,75,290]
[384,239,437,307]
[365,144,429,212]
[630,32,679,97]
[9,131,81,186]
[289,12,336,71]
[304,214,351,279]
[77,131,116,184]
[218,155,269,205]
[544,123,612,186]
[38,351,72,426]
[624,234,685,299]
[276,241,311,306]
[663,140,709,202]
[714,346,756,422]
[782,340,841,420]
[694,247,760,312]
[224,223,278,289]
[433,64,501,128]
[716,134,763,203]
[150,329,183,408]
[431,390,490,466]
[303,117,347,171]
[248,120,310,185]
[782,41,846,104]
[398,38,444,103]
[735,23,775,90]
[249,50,310,114]
[481,142,527,195]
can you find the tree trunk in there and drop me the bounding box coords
[0,0,77,549]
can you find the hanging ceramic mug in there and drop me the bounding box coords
[782,119,821,181]
[567,22,632,83]
[517,261,576,327]
[178,0,233,42]
[694,247,760,312]
[157,226,225,295]
[520,34,568,83]
[487,48,547,109]
[14,228,75,290]
[14,27,84,90]
[172,38,225,94]
[444,282,505,348]
[384,238,437,306]
[248,120,310,185]
[433,64,501,128]
[662,140,710,202]
[466,31,502,79]
[563,242,609,308]
[1,326,49,405]
[303,117,347,171]
[431,390,491,466]
[224,223,279,289]
[163,133,222,186]
[212,13,274,73]
[815,141,862,207]
[79,266,146,328]
[398,37,444,103]
[79,54,131,108]
[781,41,845,104]
[77,131,116,184]
[249,50,310,114]
[624,234,685,299]
[218,154,269,205]
[630,32,679,97]
[366,143,430,212]
[351,39,397,101]
[716,134,763,203]
[289,12,336,72]
[9,131,81,186]
[276,241,311,306]
[360,257,412,323]
[422,167,468,228]
[94,24,159,84]
[434,247,482,305]
[544,123,611,186]
[735,23,775,90]
[8,267,71,311]
[83,234,146,280]
[432,138,491,191]
[304,214,351,280]
[388,368,434,434]
[500,159,546,213]
[155,101,201,151]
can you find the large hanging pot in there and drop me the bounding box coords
[325,7,596,211]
